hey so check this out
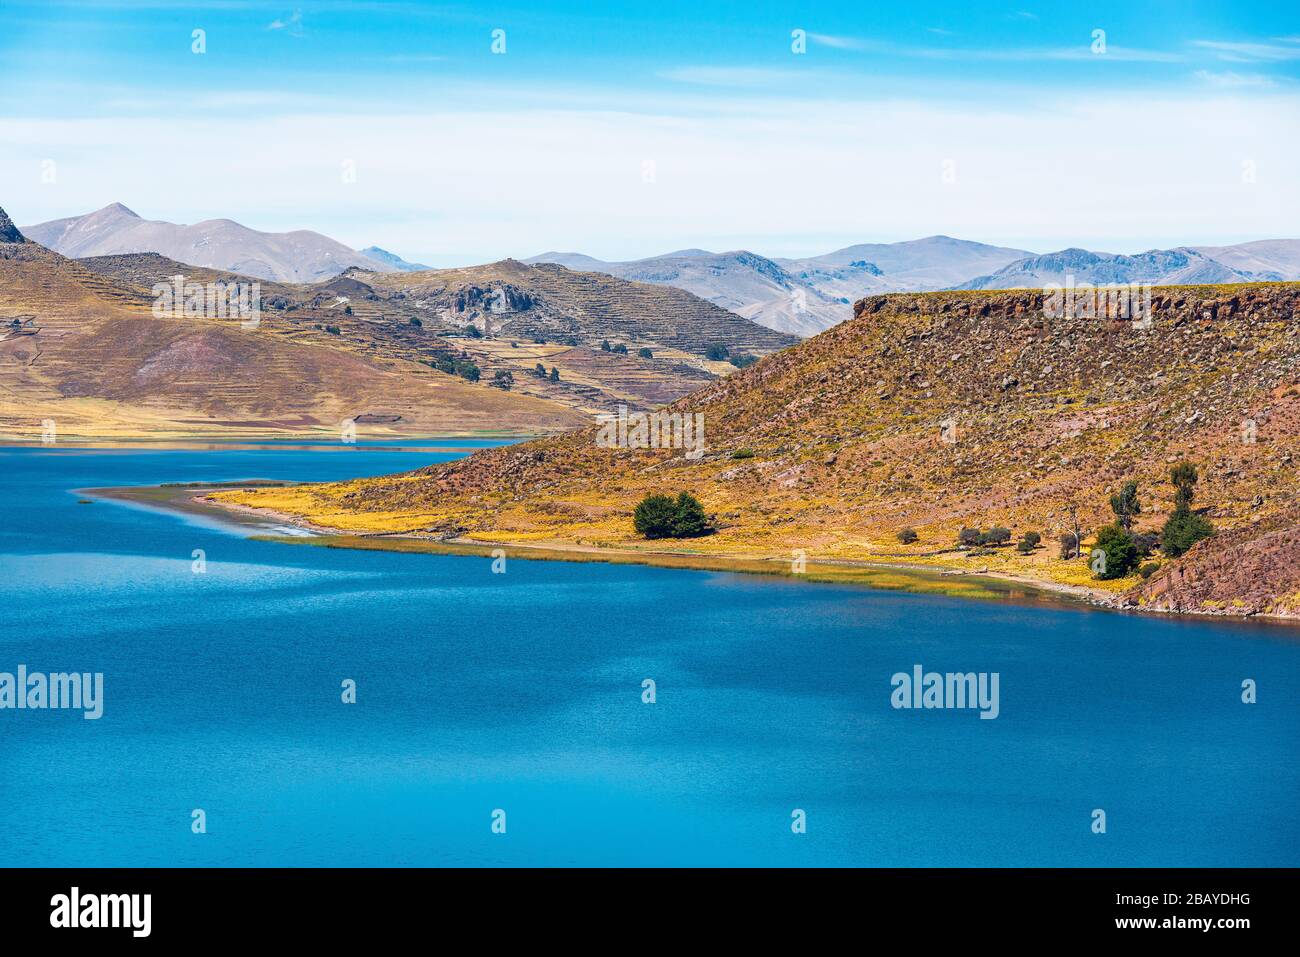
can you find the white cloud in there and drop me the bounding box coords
[807,33,865,51]
[1194,70,1278,89]
[1193,38,1300,63]
[3,91,1297,263]
[268,9,304,38]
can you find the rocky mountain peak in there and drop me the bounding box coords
[0,206,26,243]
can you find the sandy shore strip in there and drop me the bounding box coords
[85,480,1125,613]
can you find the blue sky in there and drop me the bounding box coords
[2,0,1298,264]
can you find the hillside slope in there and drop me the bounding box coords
[214,282,1300,619]
[0,209,587,438]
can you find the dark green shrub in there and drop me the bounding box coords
[897,527,919,545]
[1161,509,1214,557]
[981,526,1012,546]
[705,344,729,361]
[638,347,653,359]
[958,527,982,548]
[1092,523,1138,579]
[670,492,711,538]
[1139,561,1161,579]
[633,492,713,539]
[633,494,678,539]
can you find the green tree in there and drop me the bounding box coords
[958,527,982,547]
[705,344,729,361]
[601,340,611,351]
[612,343,628,354]
[1092,523,1138,579]
[981,526,1012,546]
[638,347,654,359]
[1017,530,1041,554]
[896,527,919,545]
[549,367,560,382]
[1161,462,1213,557]
[534,363,547,377]
[633,492,712,539]
[1109,480,1141,531]
[633,494,678,539]
[1170,462,1198,509]
[670,492,711,538]
[1161,510,1214,558]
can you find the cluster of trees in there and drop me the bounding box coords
[531,363,560,381]
[490,370,514,390]
[633,492,713,539]
[427,354,481,382]
[600,340,629,354]
[701,344,756,368]
[1086,463,1215,579]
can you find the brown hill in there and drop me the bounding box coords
[0,211,586,439]
[61,251,791,422]
[213,283,1300,619]
[350,259,799,355]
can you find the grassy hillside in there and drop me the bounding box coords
[211,282,1300,618]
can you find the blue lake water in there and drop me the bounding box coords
[1,443,1298,867]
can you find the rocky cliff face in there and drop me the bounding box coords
[1131,513,1300,618]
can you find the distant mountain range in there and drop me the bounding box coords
[531,237,1300,335]
[17,203,1300,336]
[21,204,426,283]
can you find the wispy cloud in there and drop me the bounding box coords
[1193,38,1300,63]
[268,9,304,38]
[657,66,795,87]
[1194,70,1278,89]
[807,33,865,51]
[782,35,1183,63]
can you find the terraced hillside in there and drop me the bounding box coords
[355,259,798,354]
[59,248,793,423]
[214,283,1300,620]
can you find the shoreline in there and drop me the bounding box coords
[85,482,1300,629]
[88,481,1129,613]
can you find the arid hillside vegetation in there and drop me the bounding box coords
[213,282,1300,619]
